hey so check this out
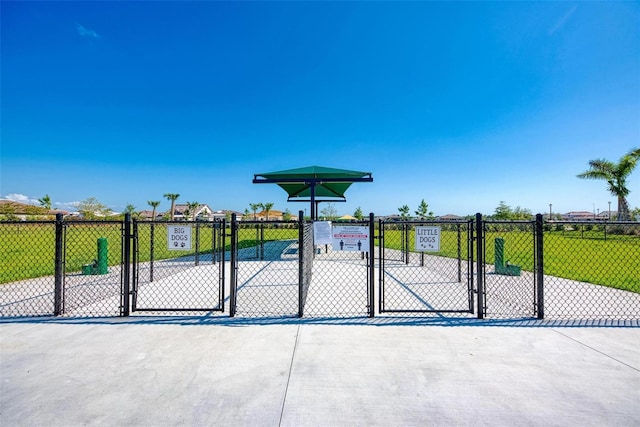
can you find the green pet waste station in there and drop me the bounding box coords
[494,237,521,276]
[82,237,109,275]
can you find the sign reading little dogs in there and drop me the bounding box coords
[415,226,441,252]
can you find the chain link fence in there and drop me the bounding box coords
[301,219,374,318]
[0,221,57,317]
[2,215,639,322]
[231,221,300,317]
[132,221,226,313]
[62,220,125,317]
[542,221,640,320]
[481,220,538,319]
[379,220,474,315]
[299,221,314,315]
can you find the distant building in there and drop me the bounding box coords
[438,214,464,220]
[158,203,215,221]
[562,211,596,220]
[138,210,155,220]
[254,209,285,221]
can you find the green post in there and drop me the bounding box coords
[97,237,108,274]
[495,238,505,272]
[494,237,521,276]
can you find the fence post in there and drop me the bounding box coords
[457,224,462,283]
[298,210,304,318]
[369,213,375,318]
[535,213,545,319]
[230,213,237,317]
[468,219,475,313]
[150,223,155,281]
[475,213,484,319]
[220,219,226,308]
[404,223,410,265]
[212,221,217,264]
[195,221,200,266]
[378,218,384,314]
[54,213,64,316]
[122,213,131,317]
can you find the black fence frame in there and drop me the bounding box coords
[2,212,638,321]
[477,214,543,319]
[131,219,226,313]
[229,212,375,318]
[378,218,475,315]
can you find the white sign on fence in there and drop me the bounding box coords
[415,226,441,252]
[313,221,332,245]
[332,225,369,252]
[168,226,192,250]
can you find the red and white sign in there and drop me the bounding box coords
[332,225,369,252]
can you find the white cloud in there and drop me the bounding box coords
[76,23,100,39]
[55,201,80,212]
[1,193,39,205]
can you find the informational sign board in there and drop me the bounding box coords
[332,225,369,252]
[415,226,441,252]
[168,225,192,250]
[313,221,332,245]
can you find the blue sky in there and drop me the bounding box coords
[2,1,639,217]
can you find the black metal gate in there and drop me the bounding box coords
[131,220,225,313]
[229,213,375,318]
[229,217,302,318]
[302,217,375,318]
[379,219,475,315]
[478,217,542,319]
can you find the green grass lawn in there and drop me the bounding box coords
[2,222,638,293]
[378,228,639,293]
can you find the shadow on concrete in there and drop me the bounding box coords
[2,314,638,328]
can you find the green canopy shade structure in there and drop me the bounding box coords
[253,166,373,220]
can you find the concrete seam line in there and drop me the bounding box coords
[551,328,640,372]
[279,324,301,426]
[0,324,42,339]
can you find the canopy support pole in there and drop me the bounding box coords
[310,182,316,220]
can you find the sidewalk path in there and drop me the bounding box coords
[1,318,638,426]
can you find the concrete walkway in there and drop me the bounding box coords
[1,317,639,427]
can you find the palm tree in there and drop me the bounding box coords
[186,201,200,220]
[249,203,263,220]
[577,148,640,221]
[163,193,180,221]
[148,201,160,220]
[262,202,274,221]
[38,194,52,210]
